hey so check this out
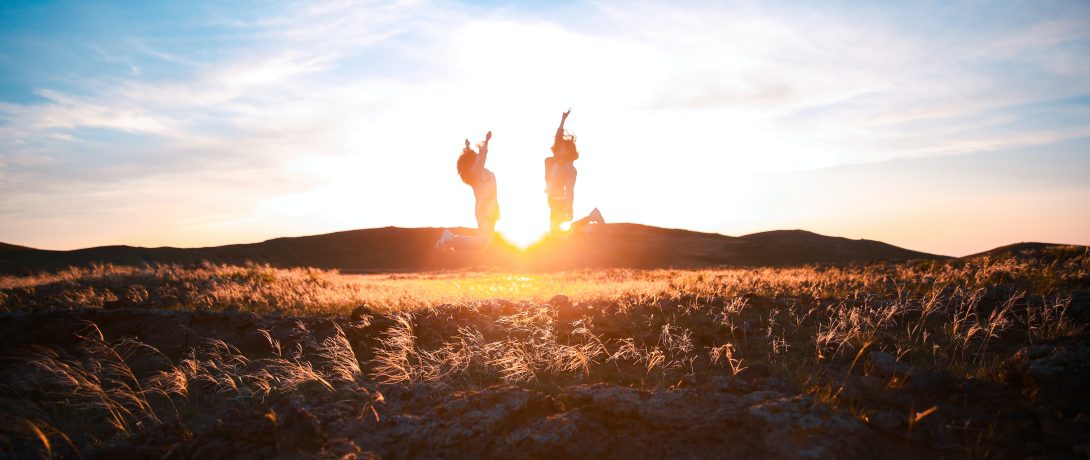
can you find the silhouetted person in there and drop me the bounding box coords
[435,131,498,251]
[545,109,603,238]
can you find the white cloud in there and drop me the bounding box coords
[1,0,1088,251]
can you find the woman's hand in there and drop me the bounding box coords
[478,131,491,155]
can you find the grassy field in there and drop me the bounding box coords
[1,246,1088,457]
[1,250,1086,385]
[4,245,1086,313]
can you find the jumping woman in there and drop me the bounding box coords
[545,109,603,238]
[435,131,499,251]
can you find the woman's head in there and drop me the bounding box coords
[456,147,477,185]
[551,133,579,162]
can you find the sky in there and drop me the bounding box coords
[0,0,1088,256]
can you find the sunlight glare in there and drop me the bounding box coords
[498,219,548,248]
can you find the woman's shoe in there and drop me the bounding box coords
[589,208,605,224]
[434,229,455,250]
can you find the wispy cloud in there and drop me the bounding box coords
[0,0,1087,251]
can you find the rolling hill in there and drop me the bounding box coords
[0,242,32,252]
[0,224,955,275]
[965,241,1089,260]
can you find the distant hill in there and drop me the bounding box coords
[966,242,1089,260]
[0,227,450,275]
[0,224,950,274]
[0,242,32,252]
[730,229,941,265]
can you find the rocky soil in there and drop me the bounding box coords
[1,302,1088,459]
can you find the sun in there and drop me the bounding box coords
[491,168,552,248]
[497,218,549,249]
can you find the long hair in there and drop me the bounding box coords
[456,148,477,185]
[551,132,579,162]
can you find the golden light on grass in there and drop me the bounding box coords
[344,271,672,309]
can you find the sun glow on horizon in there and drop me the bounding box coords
[497,219,549,249]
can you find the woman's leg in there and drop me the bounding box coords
[550,218,565,238]
[570,208,604,233]
[569,216,591,233]
[452,233,485,251]
[549,197,574,239]
[477,218,496,246]
[453,217,496,251]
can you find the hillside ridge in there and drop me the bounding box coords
[4,224,1072,274]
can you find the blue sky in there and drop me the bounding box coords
[1,0,1088,255]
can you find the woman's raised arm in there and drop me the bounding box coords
[554,109,570,145]
[473,131,492,173]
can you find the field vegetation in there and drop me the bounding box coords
[0,246,1087,458]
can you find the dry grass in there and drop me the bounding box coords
[0,246,1087,455]
[2,246,1086,316]
[0,321,366,454]
[1,264,676,314]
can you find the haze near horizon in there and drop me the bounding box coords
[1,0,1089,256]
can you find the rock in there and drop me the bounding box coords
[593,313,630,339]
[136,311,193,356]
[437,385,556,430]
[275,401,325,453]
[734,363,771,382]
[567,384,645,418]
[839,375,885,400]
[640,390,711,426]
[1039,414,1075,451]
[557,302,583,326]
[551,295,583,337]
[350,305,376,322]
[504,412,600,458]
[1069,290,1090,321]
[710,375,752,393]
[867,350,912,379]
[1001,335,1090,412]
[185,410,278,460]
[747,394,877,459]
[867,410,905,433]
[229,311,259,329]
[87,445,162,460]
[323,437,365,459]
[497,299,520,315]
[904,368,956,395]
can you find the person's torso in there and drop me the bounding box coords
[473,169,499,214]
[546,161,577,199]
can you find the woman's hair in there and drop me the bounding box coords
[551,132,579,162]
[456,148,477,185]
